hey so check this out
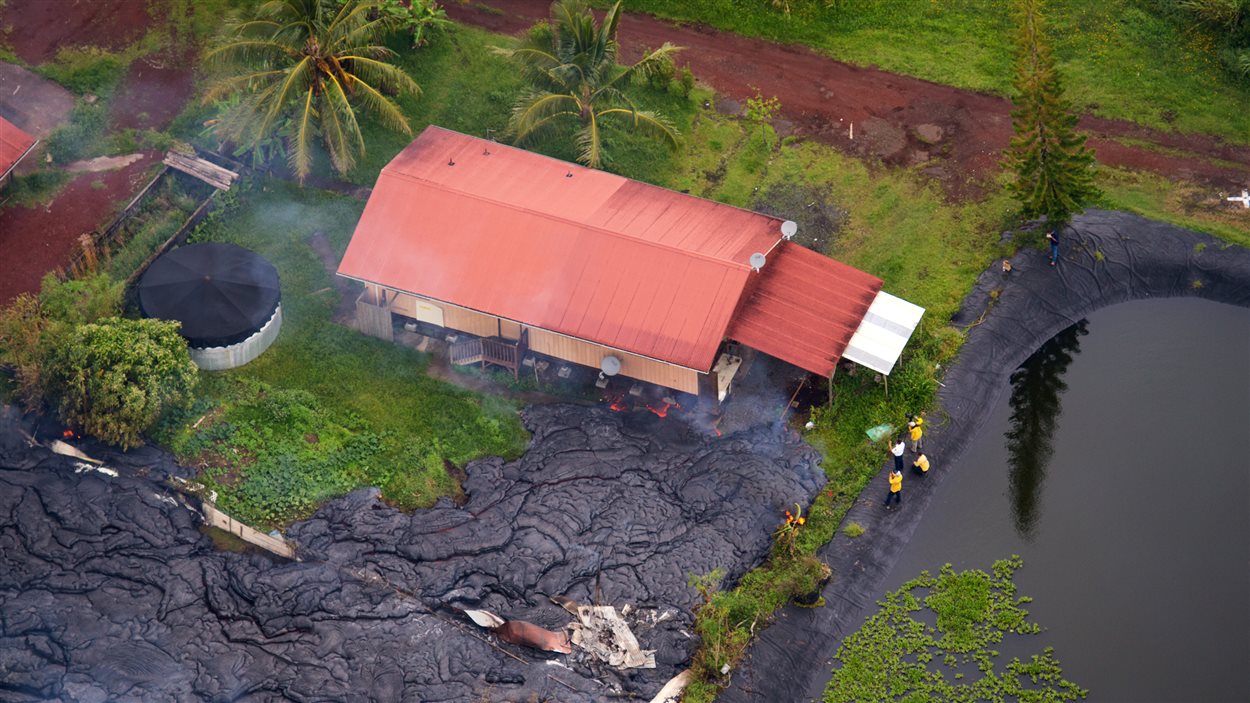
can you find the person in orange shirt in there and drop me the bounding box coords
[883,468,902,507]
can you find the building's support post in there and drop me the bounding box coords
[698,370,721,414]
[355,286,393,342]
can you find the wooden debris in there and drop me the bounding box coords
[163,150,238,190]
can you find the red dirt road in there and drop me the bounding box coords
[2,0,150,63]
[109,52,197,131]
[448,0,1250,198]
[0,1,198,304]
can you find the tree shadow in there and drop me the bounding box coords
[1005,319,1088,540]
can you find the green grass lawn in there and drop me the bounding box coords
[1097,168,1250,249]
[152,181,528,528]
[625,0,1250,142]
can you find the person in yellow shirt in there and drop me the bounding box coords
[883,468,902,507]
[907,414,924,453]
[912,453,930,476]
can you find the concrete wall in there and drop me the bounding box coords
[190,305,283,371]
[201,501,296,559]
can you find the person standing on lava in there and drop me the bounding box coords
[884,468,903,508]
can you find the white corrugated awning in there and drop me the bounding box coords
[841,291,925,375]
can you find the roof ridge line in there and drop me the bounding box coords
[379,167,761,273]
[412,126,791,231]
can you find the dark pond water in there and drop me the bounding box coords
[873,298,1250,702]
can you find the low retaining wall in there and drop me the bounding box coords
[200,501,296,560]
[190,305,283,371]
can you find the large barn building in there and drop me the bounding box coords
[338,126,922,401]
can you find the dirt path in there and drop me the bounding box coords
[0,153,159,304]
[0,1,201,305]
[109,51,197,131]
[1,0,150,63]
[447,0,1249,199]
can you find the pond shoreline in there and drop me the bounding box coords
[719,209,1250,703]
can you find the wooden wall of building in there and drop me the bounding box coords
[526,328,700,394]
[370,286,701,394]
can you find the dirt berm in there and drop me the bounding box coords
[720,209,1250,702]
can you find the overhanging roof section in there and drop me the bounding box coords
[338,126,784,371]
[0,116,37,180]
[726,242,882,377]
[841,291,925,375]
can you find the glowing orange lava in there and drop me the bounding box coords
[647,401,679,418]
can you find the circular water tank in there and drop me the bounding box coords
[138,242,282,370]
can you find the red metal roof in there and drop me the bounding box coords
[0,116,37,179]
[727,242,882,376]
[339,127,781,371]
[338,126,882,374]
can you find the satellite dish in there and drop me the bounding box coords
[749,252,767,271]
[600,355,622,376]
[781,220,798,239]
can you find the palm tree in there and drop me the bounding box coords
[496,0,682,168]
[205,0,420,181]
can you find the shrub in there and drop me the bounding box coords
[678,65,696,97]
[4,170,71,208]
[644,46,678,90]
[48,317,198,449]
[0,273,123,411]
[37,272,124,326]
[47,102,110,163]
[0,294,48,410]
[843,521,865,537]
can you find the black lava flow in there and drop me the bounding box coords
[0,403,824,702]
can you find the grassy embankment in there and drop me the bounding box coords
[625,0,1250,142]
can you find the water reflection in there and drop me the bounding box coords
[1004,319,1088,539]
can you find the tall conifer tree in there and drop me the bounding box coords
[1005,0,1099,226]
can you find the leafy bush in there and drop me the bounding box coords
[48,317,198,449]
[47,103,110,163]
[379,0,452,47]
[678,65,696,97]
[37,272,124,326]
[643,46,678,90]
[4,170,71,208]
[0,273,123,410]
